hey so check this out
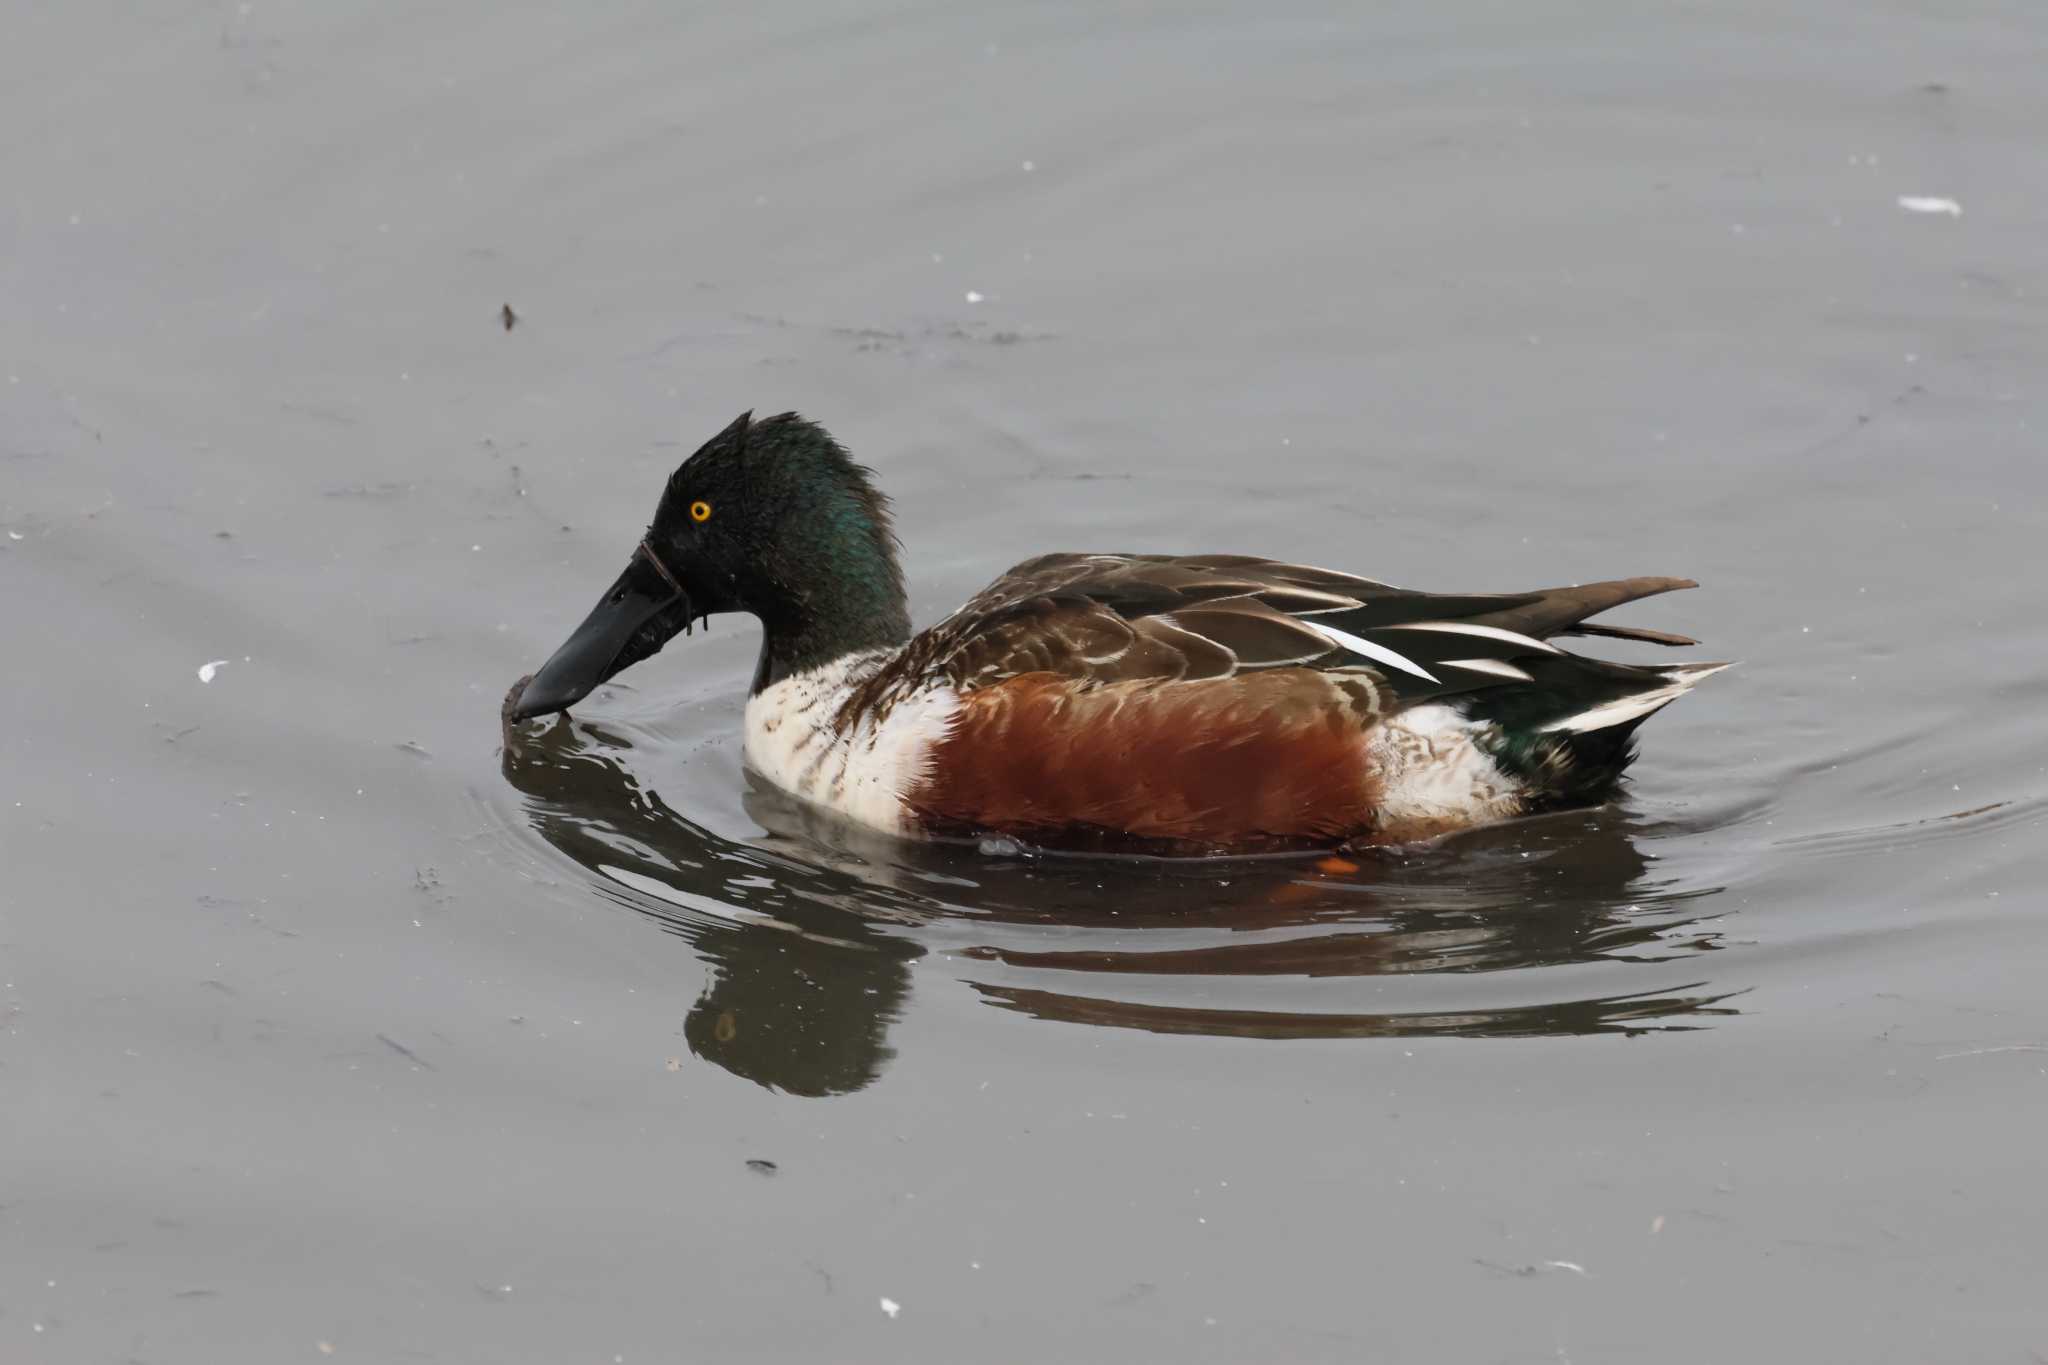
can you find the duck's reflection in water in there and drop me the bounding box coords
[503,716,926,1097]
[502,713,1736,1095]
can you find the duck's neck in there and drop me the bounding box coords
[750,571,912,694]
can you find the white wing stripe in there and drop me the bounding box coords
[1443,658,1534,682]
[1540,663,1731,734]
[1300,620,1438,682]
[1385,622,1560,653]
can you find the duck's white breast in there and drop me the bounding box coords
[1365,703,1524,830]
[741,651,960,835]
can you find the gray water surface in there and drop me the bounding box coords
[8,3,2048,1361]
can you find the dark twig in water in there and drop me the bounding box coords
[376,1034,435,1070]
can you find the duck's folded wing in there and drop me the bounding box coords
[911,554,1471,695]
[912,554,1701,706]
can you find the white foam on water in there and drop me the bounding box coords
[1897,195,1961,216]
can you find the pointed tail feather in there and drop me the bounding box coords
[1560,621,1700,648]
[1539,661,1733,735]
[1472,577,1698,642]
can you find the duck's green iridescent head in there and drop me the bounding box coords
[510,411,911,720]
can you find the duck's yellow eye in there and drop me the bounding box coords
[690,500,712,523]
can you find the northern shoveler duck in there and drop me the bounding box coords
[509,412,1726,855]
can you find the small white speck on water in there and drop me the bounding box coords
[879,1297,901,1319]
[1898,195,1961,216]
[197,659,229,683]
[1020,159,1035,172]
[964,290,985,303]
[969,1261,982,1270]
[930,251,944,263]
[470,544,481,552]
[7,531,21,540]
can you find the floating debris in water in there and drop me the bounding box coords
[878,1297,901,1319]
[1897,195,1961,216]
[197,659,228,683]
[745,1158,779,1176]
[964,290,985,303]
[1474,1257,1592,1279]
[377,1033,435,1070]
[501,303,518,331]
[977,835,1022,857]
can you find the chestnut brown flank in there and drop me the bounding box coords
[906,670,1381,850]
